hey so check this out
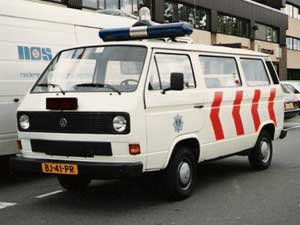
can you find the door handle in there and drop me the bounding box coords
[194,104,204,109]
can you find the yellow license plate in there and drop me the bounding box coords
[41,163,78,175]
[285,103,294,110]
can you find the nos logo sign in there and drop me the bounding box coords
[18,46,53,61]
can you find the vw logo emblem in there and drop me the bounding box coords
[59,118,68,128]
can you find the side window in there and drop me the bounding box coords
[240,58,270,86]
[285,83,299,94]
[266,60,280,84]
[148,59,161,90]
[281,83,293,94]
[199,56,241,88]
[154,54,196,90]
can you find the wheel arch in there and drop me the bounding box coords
[258,122,275,140]
[163,134,201,169]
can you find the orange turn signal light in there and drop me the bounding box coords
[16,140,22,150]
[129,144,141,155]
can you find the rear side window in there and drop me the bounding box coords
[149,54,195,90]
[240,58,270,86]
[266,61,280,84]
[199,56,241,88]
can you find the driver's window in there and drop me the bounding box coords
[148,53,195,90]
[148,58,161,90]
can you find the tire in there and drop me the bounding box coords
[57,175,91,192]
[162,147,197,201]
[248,130,273,170]
[0,156,11,176]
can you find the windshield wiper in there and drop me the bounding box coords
[36,83,65,95]
[75,83,121,95]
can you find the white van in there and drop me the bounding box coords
[0,0,136,157]
[12,17,286,200]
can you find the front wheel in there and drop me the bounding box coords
[162,147,197,201]
[248,130,273,170]
[57,175,91,192]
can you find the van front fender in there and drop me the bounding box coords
[162,133,201,169]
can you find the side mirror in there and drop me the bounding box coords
[162,73,184,94]
[170,73,184,91]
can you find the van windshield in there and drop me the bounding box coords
[32,46,147,94]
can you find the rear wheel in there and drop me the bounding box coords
[57,175,91,192]
[163,147,197,201]
[248,130,273,170]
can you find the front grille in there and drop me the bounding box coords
[31,140,112,157]
[17,112,130,134]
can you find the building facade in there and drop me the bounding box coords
[38,0,289,79]
[282,0,300,80]
[152,0,288,80]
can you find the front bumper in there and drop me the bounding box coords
[11,156,143,179]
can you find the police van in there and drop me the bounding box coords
[0,0,136,159]
[13,8,286,200]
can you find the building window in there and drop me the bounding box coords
[121,0,136,14]
[255,23,279,43]
[217,13,250,38]
[288,69,300,80]
[79,0,145,15]
[105,0,119,10]
[82,0,98,9]
[42,0,63,3]
[282,3,300,20]
[98,0,105,9]
[287,36,300,51]
[164,1,176,23]
[41,0,146,15]
[164,1,210,31]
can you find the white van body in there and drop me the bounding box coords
[0,0,136,156]
[14,40,286,200]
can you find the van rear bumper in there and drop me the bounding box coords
[11,156,143,179]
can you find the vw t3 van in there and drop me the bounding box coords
[12,18,286,200]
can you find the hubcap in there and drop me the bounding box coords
[261,140,271,163]
[178,162,191,187]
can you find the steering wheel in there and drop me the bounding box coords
[120,79,138,86]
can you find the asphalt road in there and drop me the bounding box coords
[0,129,300,225]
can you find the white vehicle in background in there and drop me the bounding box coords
[0,0,136,160]
[281,81,300,100]
[281,83,300,119]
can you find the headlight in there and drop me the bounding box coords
[19,114,30,130]
[113,115,127,132]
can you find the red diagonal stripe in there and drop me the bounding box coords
[251,90,261,132]
[232,90,244,136]
[268,88,277,126]
[210,92,224,141]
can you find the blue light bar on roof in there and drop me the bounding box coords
[99,22,193,42]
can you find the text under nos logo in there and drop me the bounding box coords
[18,46,53,61]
